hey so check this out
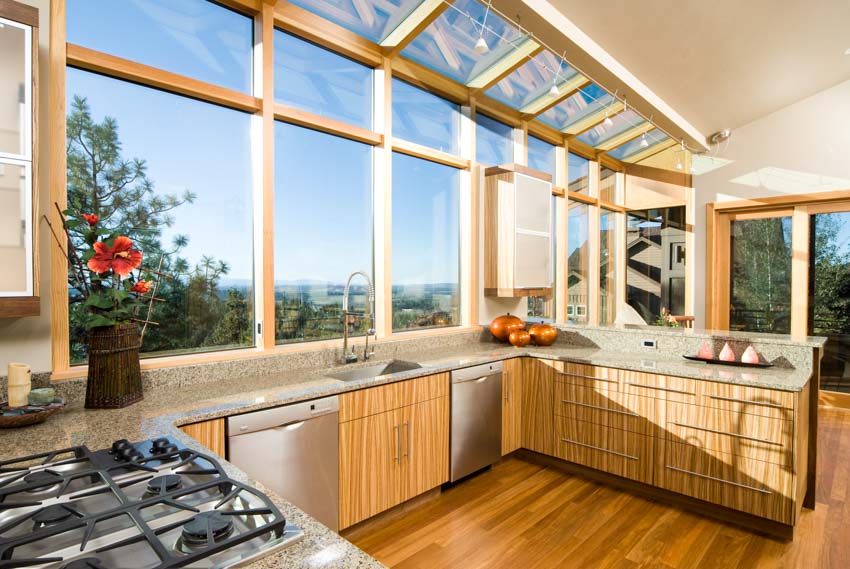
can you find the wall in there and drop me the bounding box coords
[0,0,52,374]
[693,78,850,327]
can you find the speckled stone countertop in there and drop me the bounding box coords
[0,340,816,568]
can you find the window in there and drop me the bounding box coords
[274,31,373,129]
[568,152,589,194]
[273,123,373,344]
[527,136,556,321]
[66,68,255,362]
[600,209,619,324]
[67,0,253,93]
[287,0,423,43]
[476,114,513,165]
[392,153,460,331]
[527,136,556,178]
[392,79,460,154]
[600,166,617,203]
[567,201,589,323]
[626,207,687,324]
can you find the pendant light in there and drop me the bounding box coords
[602,112,614,127]
[639,133,649,148]
[475,1,492,54]
[548,52,566,98]
[675,138,685,170]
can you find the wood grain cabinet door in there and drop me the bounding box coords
[402,397,450,501]
[180,419,226,457]
[521,358,555,456]
[502,358,523,455]
[339,409,403,529]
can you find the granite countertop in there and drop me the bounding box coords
[0,341,815,568]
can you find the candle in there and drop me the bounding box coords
[7,363,32,408]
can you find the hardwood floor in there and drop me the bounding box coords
[343,407,850,569]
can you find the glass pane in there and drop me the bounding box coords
[626,207,686,325]
[485,51,580,111]
[66,69,255,363]
[274,122,373,344]
[567,200,589,323]
[476,114,513,165]
[528,196,556,321]
[600,210,618,324]
[609,128,668,161]
[67,0,253,93]
[729,216,792,333]
[600,166,617,203]
[538,83,611,131]
[577,109,645,148]
[568,152,589,194]
[0,160,31,295]
[402,0,529,84]
[809,212,850,393]
[0,20,29,157]
[274,31,373,129]
[392,153,460,331]
[392,78,459,154]
[288,0,425,43]
[527,136,555,179]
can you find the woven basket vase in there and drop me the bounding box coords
[85,323,143,409]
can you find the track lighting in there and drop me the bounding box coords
[603,113,613,127]
[639,133,649,148]
[548,83,559,97]
[474,36,489,53]
[675,160,683,170]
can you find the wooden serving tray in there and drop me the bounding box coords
[0,398,65,428]
[682,355,773,368]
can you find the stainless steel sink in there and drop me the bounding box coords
[327,360,423,382]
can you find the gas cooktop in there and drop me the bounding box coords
[0,437,303,568]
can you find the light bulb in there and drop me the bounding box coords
[675,160,683,170]
[639,134,649,148]
[603,114,613,127]
[548,83,560,97]
[474,36,489,54]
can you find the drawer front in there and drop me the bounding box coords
[554,362,619,392]
[700,382,795,419]
[555,382,661,436]
[555,416,653,483]
[659,441,793,524]
[621,370,698,403]
[340,373,449,422]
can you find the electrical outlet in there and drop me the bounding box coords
[642,339,657,349]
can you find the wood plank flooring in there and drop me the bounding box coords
[343,407,850,569]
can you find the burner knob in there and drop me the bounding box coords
[110,439,131,454]
[150,438,178,455]
[115,446,143,462]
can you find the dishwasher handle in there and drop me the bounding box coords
[227,395,339,437]
[453,374,499,384]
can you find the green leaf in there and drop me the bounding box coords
[108,288,130,303]
[86,314,116,329]
[84,293,113,310]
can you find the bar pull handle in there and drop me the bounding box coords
[504,370,510,401]
[670,422,782,445]
[665,465,772,494]
[705,394,784,409]
[625,382,693,395]
[403,421,411,460]
[561,399,639,417]
[560,438,638,461]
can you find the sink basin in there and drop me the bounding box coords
[327,360,423,382]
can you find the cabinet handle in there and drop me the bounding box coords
[665,465,772,494]
[393,424,400,463]
[669,422,782,446]
[504,370,510,401]
[560,437,638,461]
[561,399,639,417]
[705,394,785,409]
[403,421,410,460]
[556,371,617,383]
[625,382,692,395]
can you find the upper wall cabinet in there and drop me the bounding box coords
[484,164,552,297]
[0,0,38,318]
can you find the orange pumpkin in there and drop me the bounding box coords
[489,313,525,342]
[509,330,531,347]
[528,322,558,346]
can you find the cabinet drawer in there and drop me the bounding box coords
[659,441,793,524]
[555,416,653,483]
[555,383,661,436]
[621,371,698,403]
[666,403,792,466]
[554,362,619,392]
[340,373,449,422]
[699,382,795,419]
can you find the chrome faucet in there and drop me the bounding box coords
[341,270,376,364]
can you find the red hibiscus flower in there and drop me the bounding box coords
[82,213,98,226]
[131,280,152,295]
[87,236,142,276]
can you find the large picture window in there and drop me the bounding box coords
[600,209,619,324]
[273,123,373,344]
[476,114,513,166]
[527,135,556,320]
[567,201,589,323]
[568,152,589,194]
[65,69,255,362]
[392,153,460,331]
[392,79,460,154]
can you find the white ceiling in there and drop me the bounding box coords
[549,0,850,135]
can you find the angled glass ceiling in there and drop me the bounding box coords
[485,51,581,111]
[287,0,426,43]
[577,109,645,147]
[402,0,532,84]
[537,84,612,131]
[608,128,669,161]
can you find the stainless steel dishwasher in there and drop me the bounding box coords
[451,361,503,482]
[227,395,339,531]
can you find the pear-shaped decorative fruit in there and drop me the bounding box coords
[719,343,736,362]
[697,341,714,360]
[741,346,760,364]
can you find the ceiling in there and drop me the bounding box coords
[548,0,850,135]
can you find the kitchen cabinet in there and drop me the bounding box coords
[179,418,226,457]
[484,164,553,298]
[339,373,449,529]
[520,358,555,455]
[501,358,523,455]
